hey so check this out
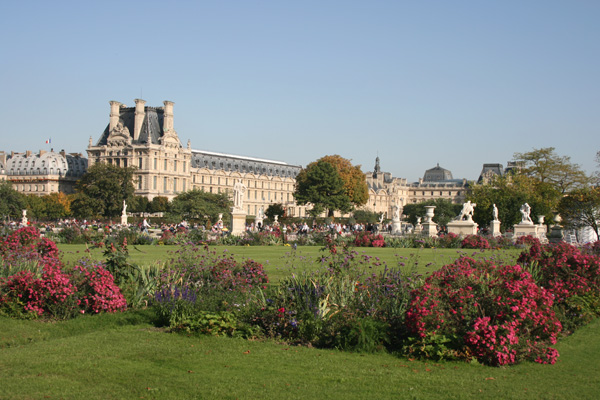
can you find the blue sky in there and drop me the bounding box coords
[1,1,598,182]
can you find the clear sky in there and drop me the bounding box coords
[1,0,598,182]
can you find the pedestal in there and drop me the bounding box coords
[422,221,438,237]
[121,214,128,226]
[391,221,402,235]
[513,223,538,241]
[447,220,478,236]
[548,225,564,244]
[231,211,247,236]
[490,220,501,237]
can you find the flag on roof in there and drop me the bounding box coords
[45,138,51,144]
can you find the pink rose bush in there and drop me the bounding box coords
[0,227,126,319]
[405,256,562,366]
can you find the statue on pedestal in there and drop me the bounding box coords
[520,203,533,224]
[492,204,499,222]
[456,201,476,221]
[233,179,247,211]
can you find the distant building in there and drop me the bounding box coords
[87,99,307,217]
[0,150,87,196]
[365,157,467,218]
[477,161,524,184]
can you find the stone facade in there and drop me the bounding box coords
[87,99,307,217]
[365,157,468,219]
[0,150,87,196]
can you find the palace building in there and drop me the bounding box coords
[86,99,307,217]
[0,150,87,196]
[365,157,468,219]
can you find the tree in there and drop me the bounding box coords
[128,195,150,214]
[352,209,381,224]
[294,160,351,217]
[74,163,137,218]
[557,187,600,241]
[319,155,369,207]
[0,181,26,221]
[402,199,462,227]
[265,203,285,221]
[467,173,555,229]
[169,189,230,223]
[150,196,170,214]
[513,147,591,194]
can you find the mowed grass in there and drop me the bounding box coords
[57,244,523,282]
[0,310,598,399]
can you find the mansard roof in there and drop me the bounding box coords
[5,151,87,177]
[423,163,453,182]
[95,105,176,147]
[191,149,301,178]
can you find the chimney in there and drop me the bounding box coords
[163,101,174,132]
[40,150,46,156]
[26,150,32,157]
[109,101,122,131]
[60,150,66,157]
[134,99,146,140]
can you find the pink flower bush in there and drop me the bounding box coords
[460,235,490,250]
[405,256,561,366]
[518,241,600,303]
[354,233,385,247]
[1,228,127,318]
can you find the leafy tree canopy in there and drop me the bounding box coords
[169,189,231,223]
[319,155,369,207]
[150,196,170,214]
[467,173,555,229]
[513,147,591,194]
[557,187,600,241]
[0,181,26,221]
[294,159,351,217]
[402,199,462,227]
[265,203,285,220]
[75,163,137,218]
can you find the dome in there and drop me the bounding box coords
[423,163,453,182]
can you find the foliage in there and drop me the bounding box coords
[514,147,591,194]
[149,196,170,213]
[295,159,351,217]
[318,155,369,208]
[353,232,386,247]
[405,256,562,365]
[402,199,462,227]
[128,195,150,213]
[0,181,26,221]
[73,163,137,218]
[169,189,231,223]
[0,227,126,319]
[467,173,555,229]
[352,209,381,224]
[265,203,285,220]
[460,235,491,250]
[557,187,600,241]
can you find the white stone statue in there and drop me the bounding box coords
[379,213,384,224]
[257,206,265,219]
[392,204,401,222]
[492,204,499,222]
[416,217,422,225]
[233,179,247,211]
[122,200,127,216]
[457,200,476,221]
[218,213,223,222]
[520,203,533,224]
[22,209,27,218]
[274,215,279,223]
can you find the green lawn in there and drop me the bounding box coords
[57,244,523,282]
[0,310,598,399]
